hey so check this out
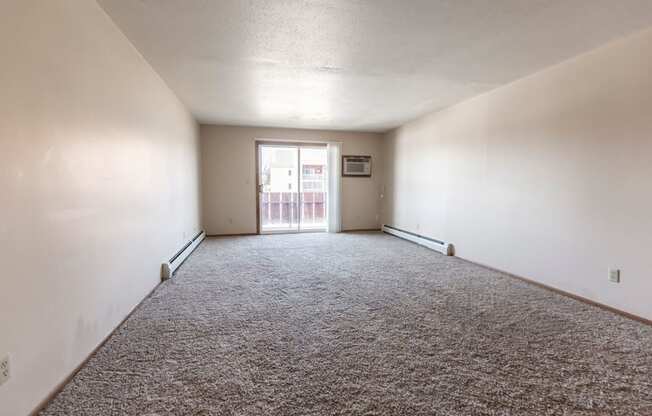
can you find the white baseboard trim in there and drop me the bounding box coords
[382,224,454,256]
[161,231,205,280]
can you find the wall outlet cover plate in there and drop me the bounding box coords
[609,269,621,283]
[0,355,9,386]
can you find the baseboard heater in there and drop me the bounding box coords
[382,225,454,256]
[161,230,206,280]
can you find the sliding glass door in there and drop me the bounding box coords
[257,143,328,234]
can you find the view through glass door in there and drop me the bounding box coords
[258,143,328,233]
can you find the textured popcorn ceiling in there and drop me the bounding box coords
[98,0,652,132]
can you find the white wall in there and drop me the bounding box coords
[383,27,652,321]
[201,125,383,234]
[0,1,201,415]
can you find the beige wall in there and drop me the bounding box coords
[0,1,201,415]
[201,125,383,234]
[383,27,652,321]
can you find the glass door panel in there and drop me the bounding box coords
[299,147,328,232]
[259,145,299,233]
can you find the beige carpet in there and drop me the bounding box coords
[41,232,652,415]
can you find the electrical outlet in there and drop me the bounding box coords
[0,355,9,386]
[609,269,621,283]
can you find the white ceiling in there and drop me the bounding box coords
[98,0,652,132]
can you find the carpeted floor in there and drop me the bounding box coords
[41,232,652,415]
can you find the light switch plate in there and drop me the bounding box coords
[609,269,621,283]
[0,355,9,386]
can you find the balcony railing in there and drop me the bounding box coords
[261,192,326,230]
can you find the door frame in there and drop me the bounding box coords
[255,140,328,235]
